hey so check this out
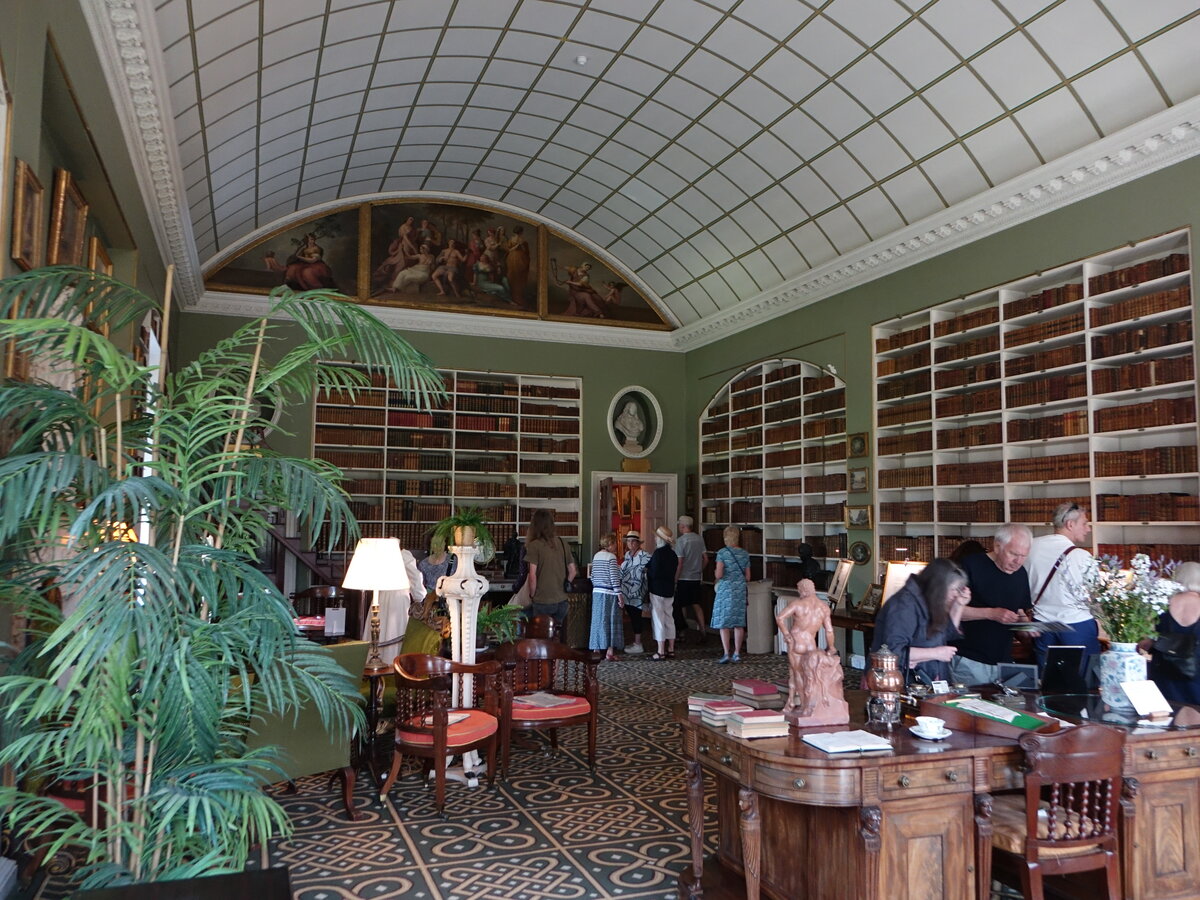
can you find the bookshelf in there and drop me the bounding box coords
[872,229,1198,563]
[313,366,582,554]
[699,359,848,587]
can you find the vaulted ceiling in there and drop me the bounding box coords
[88,0,1200,347]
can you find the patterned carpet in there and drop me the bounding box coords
[255,642,794,900]
[31,642,838,899]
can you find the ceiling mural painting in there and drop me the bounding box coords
[204,198,673,329]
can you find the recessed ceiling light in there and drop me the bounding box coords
[575,54,588,66]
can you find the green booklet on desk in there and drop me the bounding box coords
[944,697,1048,731]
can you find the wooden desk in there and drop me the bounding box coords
[829,612,875,654]
[677,692,1200,900]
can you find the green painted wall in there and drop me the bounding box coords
[683,152,1200,598]
[173,313,688,551]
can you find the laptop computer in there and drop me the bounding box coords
[1040,645,1087,694]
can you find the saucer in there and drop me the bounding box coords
[909,725,951,741]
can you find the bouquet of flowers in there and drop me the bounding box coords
[1084,553,1179,644]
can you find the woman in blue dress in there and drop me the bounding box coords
[712,525,751,663]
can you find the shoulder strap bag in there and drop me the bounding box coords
[1032,546,1079,608]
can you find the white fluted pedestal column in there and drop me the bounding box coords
[436,543,489,784]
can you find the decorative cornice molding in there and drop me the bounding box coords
[670,98,1200,351]
[192,290,680,351]
[80,0,202,306]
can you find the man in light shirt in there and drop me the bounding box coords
[673,516,707,643]
[1025,502,1098,670]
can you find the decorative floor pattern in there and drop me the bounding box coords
[37,644,814,899]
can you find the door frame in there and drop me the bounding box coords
[589,471,678,551]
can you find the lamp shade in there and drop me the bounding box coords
[342,538,410,592]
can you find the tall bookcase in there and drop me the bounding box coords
[699,359,848,585]
[872,229,1197,563]
[312,366,582,554]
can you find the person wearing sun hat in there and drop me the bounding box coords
[619,530,651,654]
[646,525,678,659]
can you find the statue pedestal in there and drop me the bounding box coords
[436,543,489,784]
[784,649,850,729]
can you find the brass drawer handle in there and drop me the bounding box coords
[1186,747,1198,758]
[897,775,911,788]
[698,744,709,755]
[793,778,807,789]
[720,754,733,765]
[946,770,959,783]
[1146,749,1161,760]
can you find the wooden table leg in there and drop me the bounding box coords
[975,793,993,900]
[859,805,882,900]
[677,760,705,898]
[738,787,761,900]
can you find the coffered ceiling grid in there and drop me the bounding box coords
[151,0,1200,328]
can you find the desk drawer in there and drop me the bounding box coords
[696,736,741,780]
[879,759,973,799]
[754,762,861,805]
[1131,735,1200,773]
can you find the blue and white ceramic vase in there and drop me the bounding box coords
[1099,642,1146,710]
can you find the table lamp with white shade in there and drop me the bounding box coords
[342,537,410,668]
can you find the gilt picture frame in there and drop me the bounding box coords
[88,236,113,275]
[10,159,43,271]
[48,168,88,266]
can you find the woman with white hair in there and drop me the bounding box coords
[1150,561,1200,704]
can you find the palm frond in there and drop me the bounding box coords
[0,266,156,335]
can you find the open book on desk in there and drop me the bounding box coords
[802,729,894,754]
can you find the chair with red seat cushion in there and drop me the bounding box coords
[377,653,501,815]
[494,637,601,778]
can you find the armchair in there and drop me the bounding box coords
[494,638,601,778]
[378,654,502,815]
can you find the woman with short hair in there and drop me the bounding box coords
[1150,561,1200,704]
[712,525,751,663]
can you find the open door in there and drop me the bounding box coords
[598,477,614,543]
[641,482,667,547]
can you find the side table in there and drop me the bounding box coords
[361,661,392,784]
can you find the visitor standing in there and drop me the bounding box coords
[673,516,707,643]
[712,525,751,663]
[524,508,577,633]
[1025,502,1098,669]
[647,526,678,660]
[589,532,624,661]
[619,531,650,654]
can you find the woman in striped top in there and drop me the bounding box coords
[589,532,624,661]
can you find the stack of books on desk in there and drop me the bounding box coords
[731,678,786,709]
[727,709,789,739]
[700,699,753,728]
[688,691,732,712]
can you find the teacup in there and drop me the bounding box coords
[914,715,946,736]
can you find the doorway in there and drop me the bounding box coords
[590,471,678,551]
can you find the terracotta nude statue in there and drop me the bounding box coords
[775,578,849,726]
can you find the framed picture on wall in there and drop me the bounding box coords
[10,159,43,271]
[847,432,869,459]
[858,584,884,616]
[845,505,872,529]
[48,168,88,266]
[88,236,113,275]
[848,467,869,492]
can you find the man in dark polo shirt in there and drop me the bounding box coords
[950,523,1033,687]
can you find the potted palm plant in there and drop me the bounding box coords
[429,506,496,564]
[0,267,445,889]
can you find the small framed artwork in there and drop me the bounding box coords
[846,505,872,529]
[826,558,853,607]
[10,159,44,270]
[849,540,872,566]
[88,236,113,275]
[847,432,869,459]
[48,168,88,266]
[848,467,870,492]
[858,583,884,615]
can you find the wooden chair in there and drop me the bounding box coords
[494,638,601,778]
[990,724,1126,900]
[378,654,502,815]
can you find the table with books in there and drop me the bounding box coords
[676,687,1200,900]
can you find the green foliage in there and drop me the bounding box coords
[0,268,445,887]
[476,603,523,645]
[429,506,495,564]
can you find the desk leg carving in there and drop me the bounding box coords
[738,787,761,900]
[859,805,882,900]
[974,792,993,900]
[679,761,705,899]
[1120,776,1138,900]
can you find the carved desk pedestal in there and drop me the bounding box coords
[677,697,1200,900]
